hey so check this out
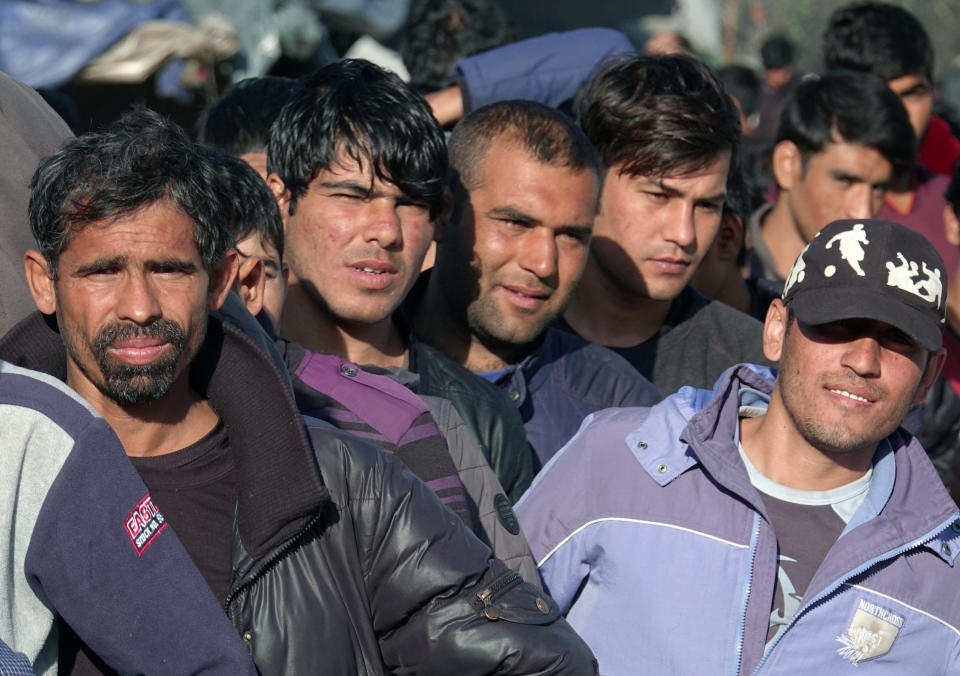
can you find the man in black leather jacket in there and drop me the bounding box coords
[3,106,596,674]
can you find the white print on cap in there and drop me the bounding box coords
[824,223,869,277]
[783,242,810,296]
[885,253,943,309]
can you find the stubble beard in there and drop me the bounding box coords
[778,360,917,457]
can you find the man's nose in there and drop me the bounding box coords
[518,228,558,280]
[364,201,403,249]
[116,273,163,324]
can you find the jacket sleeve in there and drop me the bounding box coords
[454,27,635,112]
[514,424,601,613]
[350,440,597,675]
[24,417,257,675]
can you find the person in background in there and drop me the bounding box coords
[561,53,771,396]
[824,1,959,278]
[750,34,800,148]
[745,70,915,285]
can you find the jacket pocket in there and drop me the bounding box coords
[474,570,561,624]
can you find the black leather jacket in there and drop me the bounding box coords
[0,312,596,675]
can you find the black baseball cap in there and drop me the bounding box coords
[781,218,946,351]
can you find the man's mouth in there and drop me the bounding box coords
[827,388,873,404]
[501,284,551,311]
[108,339,169,365]
[648,257,691,274]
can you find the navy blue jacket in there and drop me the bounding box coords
[490,328,660,469]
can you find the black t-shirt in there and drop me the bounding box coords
[61,422,237,676]
[561,286,772,396]
[129,420,237,603]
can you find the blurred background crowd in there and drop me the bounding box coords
[5,0,960,138]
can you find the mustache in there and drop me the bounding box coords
[93,320,186,354]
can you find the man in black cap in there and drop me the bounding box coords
[515,218,960,673]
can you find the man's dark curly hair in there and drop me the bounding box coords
[30,107,231,279]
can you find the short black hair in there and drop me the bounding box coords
[777,70,915,178]
[399,0,516,93]
[211,152,284,259]
[578,53,741,178]
[718,65,761,116]
[823,2,933,82]
[30,107,231,278]
[449,100,601,192]
[267,59,448,219]
[198,76,306,156]
[760,34,795,71]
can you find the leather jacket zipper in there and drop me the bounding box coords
[224,508,330,615]
[475,571,523,620]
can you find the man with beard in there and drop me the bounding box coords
[1,107,595,675]
[413,100,660,468]
[516,219,960,674]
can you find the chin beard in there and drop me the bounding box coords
[92,320,187,405]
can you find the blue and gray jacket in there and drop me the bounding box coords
[0,359,255,674]
[517,364,960,674]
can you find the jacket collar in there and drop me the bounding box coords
[627,362,960,565]
[0,310,329,562]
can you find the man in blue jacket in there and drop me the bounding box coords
[0,359,256,675]
[517,218,960,674]
[413,100,660,469]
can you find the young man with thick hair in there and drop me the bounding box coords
[1,108,594,675]
[562,53,770,396]
[746,69,916,283]
[267,59,535,500]
[414,100,659,468]
[519,218,960,674]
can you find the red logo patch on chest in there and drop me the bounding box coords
[124,494,167,555]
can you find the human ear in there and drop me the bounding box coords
[762,298,788,362]
[23,250,57,315]
[208,250,239,312]
[772,141,801,192]
[236,255,266,317]
[267,173,292,221]
[714,212,744,263]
